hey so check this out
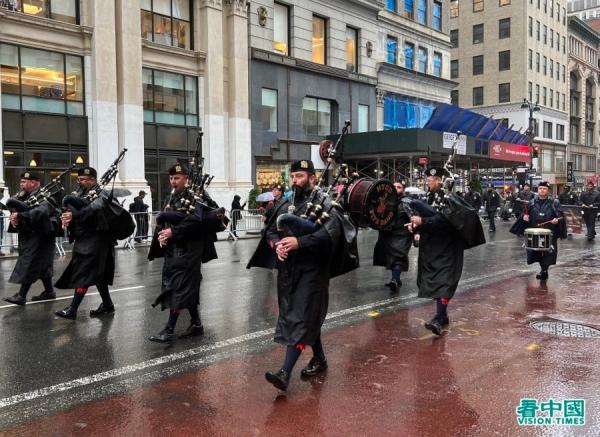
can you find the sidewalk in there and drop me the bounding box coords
[3,253,599,436]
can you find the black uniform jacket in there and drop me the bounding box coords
[482,190,500,211]
[416,190,465,299]
[55,189,117,289]
[373,194,412,270]
[8,189,57,284]
[523,197,565,266]
[247,189,358,346]
[558,191,579,206]
[150,190,218,311]
[579,190,600,220]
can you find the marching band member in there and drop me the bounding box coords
[3,171,58,305]
[248,159,357,391]
[580,182,599,241]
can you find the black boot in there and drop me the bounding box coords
[265,369,290,391]
[4,294,26,306]
[179,323,204,339]
[536,270,548,280]
[89,302,115,317]
[31,291,57,302]
[424,317,443,335]
[300,357,328,378]
[54,306,77,319]
[149,327,176,343]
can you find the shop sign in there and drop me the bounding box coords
[489,141,531,164]
[443,132,466,155]
[566,162,574,183]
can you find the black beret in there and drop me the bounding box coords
[538,181,549,188]
[290,160,315,174]
[20,171,40,181]
[77,167,97,178]
[424,167,450,178]
[168,162,190,176]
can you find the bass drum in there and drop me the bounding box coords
[346,178,397,230]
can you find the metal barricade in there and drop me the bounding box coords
[0,214,67,257]
[227,209,264,240]
[125,211,156,249]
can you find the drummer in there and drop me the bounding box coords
[522,181,566,281]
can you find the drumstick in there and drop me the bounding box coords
[538,217,563,226]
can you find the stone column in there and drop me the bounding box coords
[376,88,386,131]
[224,0,252,197]
[0,64,5,190]
[197,0,227,206]
[115,0,149,206]
[87,0,119,175]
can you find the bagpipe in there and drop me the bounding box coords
[276,121,355,237]
[155,129,229,233]
[6,165,75,213]
[409,133,486,249]
[62,149,135,240]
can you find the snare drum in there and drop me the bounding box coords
[524,228,552,251]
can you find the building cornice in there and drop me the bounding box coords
[377,62,457,88]
[142,40,207,76]
[568,16,600,44]
[0,8,92,55]
[251,48,378,86]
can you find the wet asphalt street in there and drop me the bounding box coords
[0,220,598,434]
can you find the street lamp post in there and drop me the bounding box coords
[520,98,540,187]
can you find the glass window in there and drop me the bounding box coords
[143,68,198,126]
[346,27,358,72]
[3,0,78,23]
[404,0,414,19]
[20,48,64,99]
[65,55,83,102]
[528,81,532,101]
[386,0,397,12]
[450,0,458,17]
[274,3,289,56]
[312,16,326,65]
[433,2,442,30]
[418,47,427,73]
[528,16,532,37]
[383,94,436,129]
[451,60,458,78]
[528,49,532,70]
[473,87,483,106]
[302,97,332,137]
[498,50,510,71]
[473,24,484,44]
[261,88,278,132]
[499,0,510,5]
[499,18,510,39]
[0,44,19,95]
[358,104,369,133]
[404,42,414,69]
[499,83,510,103]
[473,0,484,12]
[141,0,192,50]
[387,36,398,65]
[417,0,427,25]
[451,90,458,106]
[50,0,77,23]
[450,29,458,48]
[433,52,442,77]
[473,55,483,75]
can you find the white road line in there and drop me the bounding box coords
[0,286,145,310]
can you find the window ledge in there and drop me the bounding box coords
[142,39,206,60]
[0,7,90,35]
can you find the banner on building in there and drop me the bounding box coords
[489,141,531,164]
[561,206,583,234]
[442,132,467,155]
[566,161,574,183]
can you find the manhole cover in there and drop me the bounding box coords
[530,321,600,338]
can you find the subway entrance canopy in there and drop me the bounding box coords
[327,104,531,179]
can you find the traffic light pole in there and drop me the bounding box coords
[521,99,540,188]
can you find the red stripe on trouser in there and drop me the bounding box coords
[75,287,88,295]
[440,298,449,306]
[295,343,306,351]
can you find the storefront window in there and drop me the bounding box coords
[143,68,197,127]
[141,0,192,50]
[358,104,369,132]
[256,162,288,189]
[0,43,84,115]
[0,0,78,24]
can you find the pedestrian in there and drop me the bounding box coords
[129,190,149,242]
[229,194,246,239]
[0,187,7,256]
[147,162,219,342]
[463,184,482,210]
[482,184,500,232]
[263,184,284,223]
[373,180,412,293]
[54,167,120,319]
[408,167,466,336]
[579,182,599,241]
[557,184,579,207]
[520,181,566,280]
[3,172,58,305]
[514,183,534,217]
[247,159,358,391]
